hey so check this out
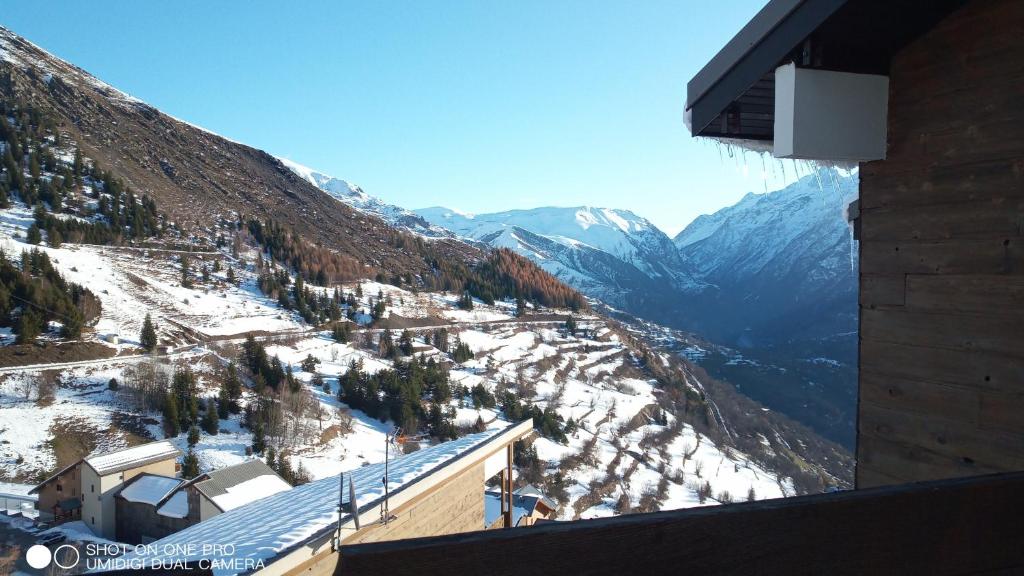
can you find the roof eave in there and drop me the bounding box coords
[686,0,849,139]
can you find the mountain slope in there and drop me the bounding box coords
[671,169,859,447]
[674,169,858,348]
[0,26,476,278]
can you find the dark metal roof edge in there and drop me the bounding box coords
[685,0,849,136]
[686,0,805,109]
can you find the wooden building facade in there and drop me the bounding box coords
[855,0,1024,487]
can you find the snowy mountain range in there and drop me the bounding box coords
[278,158,452,239]
[674,170,858,348]
[415,206,703,306]
[412,171,858,349]
[283,155,858,356]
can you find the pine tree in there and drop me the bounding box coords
[15,309,42,345]
[60,309,83,339]
[226,266,236,285]
[516,295,527,317]
[277,454,295,485]
[140,313,158,351]
[564,316,578,336]
[182,447,200,479]
[217,385,230,419]
[252,421,266,455]
[47,227,62,248]
[163,393,180,438]
[224,362,242,411]
[202,401,219,435]
[187,425,200,447]
[399,330,414,356]
[26,224,41,245]
[265,445,277,471]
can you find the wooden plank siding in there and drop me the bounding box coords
[338,472,1024,576]
[857,0,1024,487]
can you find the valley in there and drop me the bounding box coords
[0,20,851,543]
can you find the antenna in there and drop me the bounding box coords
[381,428,401,524]
[335,471,344,550]
[349,474,360,530]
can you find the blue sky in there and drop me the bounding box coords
[1,1,791,235]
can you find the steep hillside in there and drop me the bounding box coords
[0,26,475,279]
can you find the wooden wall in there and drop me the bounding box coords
[114,498,193,545]
[338,472,1024,576]
[857,0,1024,487]
[283,462,487,576]
[344,462,485,545]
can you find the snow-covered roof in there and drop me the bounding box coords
[157,491,189,519]
[116,423,527,575]
[515,484,558,511]
[86,441,180,476]
[117,475,183,506]
[209,474,291,512]
[190,460,291,513]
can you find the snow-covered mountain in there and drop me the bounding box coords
[674,168,858,348]
[278,158,452,239]
[415,206,703,310]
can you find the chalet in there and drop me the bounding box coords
[484,485,557,528]
[113,459,291,544]
[29,440,180,539]
[328,1,1024,574]
[105,420,533,575]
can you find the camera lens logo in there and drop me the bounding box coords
[25,545,51,569]
[25,544,80,570]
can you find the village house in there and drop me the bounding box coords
[30,440,180,539]
[114,459,291,544]
[484,484,557,529]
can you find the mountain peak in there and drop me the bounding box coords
[276,158,451,238]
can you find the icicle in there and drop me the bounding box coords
[848,221,857,275]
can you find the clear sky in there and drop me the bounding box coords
[1,0,793,236]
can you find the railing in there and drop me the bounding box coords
[0,493,38,519]
[338,471,1024,576]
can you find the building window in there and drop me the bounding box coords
[91,517,95,525]
[56,484,62,492]
[91,484,94,493]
